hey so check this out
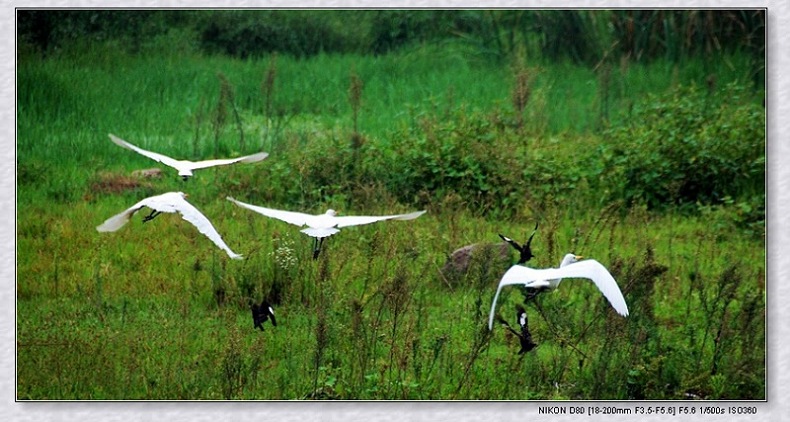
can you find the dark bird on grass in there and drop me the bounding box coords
[96,191,243,260]
[499,222,539,264]
[495,305,537,354]
[251,300,277,331]
[227,196,426,259]
[488,254,629,330]
[109,134,268,180]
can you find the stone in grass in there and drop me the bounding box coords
[131,167,163,179]
[441,242,512,287]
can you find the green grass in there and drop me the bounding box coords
[17,41,764,400]
[17,41,759,163]
[17,204,764,399]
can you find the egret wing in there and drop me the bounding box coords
[140,192,187,213]
[498,264,558,286]
[488,260,629,330]
[174,196,243,260]
[545,259,629,317]
[300,227,341,238]
[188,152,269,170]
[333,210,426,228]
[226,197,312,227]
[96,192,183,232]
[96,198,150,232]
[109,134,182,169]
[488,265,550,330]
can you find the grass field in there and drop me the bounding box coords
[17,37,765,400]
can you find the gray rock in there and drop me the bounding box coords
[441,242,512,287]
[131,168,163,179]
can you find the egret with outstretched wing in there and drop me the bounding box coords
[109,134,268,180]
[97,191,243,260]
[227,196,425,259]
[488,254,628,330]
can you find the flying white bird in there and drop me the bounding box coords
[488,254,628,330]
[97,191,243,260]
[226,196,426,259]
[109,134,269,180]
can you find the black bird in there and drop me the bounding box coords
[251,300,277,331]
[495,305,537,354]
[499,222,539,264]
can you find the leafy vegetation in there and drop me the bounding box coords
[17,10,764,400]
[599,83,765,217]
[18,10,765,65]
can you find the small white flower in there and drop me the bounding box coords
[270,238,298,270]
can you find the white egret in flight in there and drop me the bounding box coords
[488,254,628,330]
[96,191,243,260]
[109,134,269,180]
[226,196,426,259]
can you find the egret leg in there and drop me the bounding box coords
[142,210,162,223]
[312,238,325,260]
[312,238,320,260]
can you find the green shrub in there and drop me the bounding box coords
[599,83,764,215]
[383,108,527,216]
[198,11,362,58]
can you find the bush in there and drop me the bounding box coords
[198,11,362,58]
[381,107,597,218]
[599,83,764,215]
[17,10,189,55]
[383,108,526,216]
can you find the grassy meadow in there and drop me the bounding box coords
[17,13,765,400]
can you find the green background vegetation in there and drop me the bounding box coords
[17,10,765,400]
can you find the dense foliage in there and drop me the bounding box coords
[233,82,764,226]
[599,83,765,228]
[18,9,765,65]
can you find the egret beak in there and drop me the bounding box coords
[575,255,584,260]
